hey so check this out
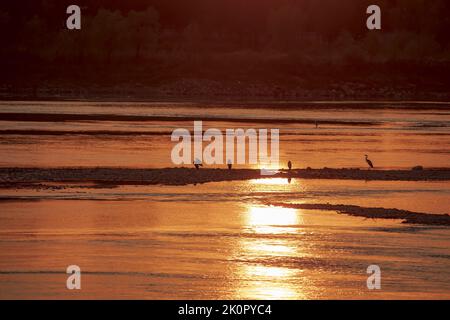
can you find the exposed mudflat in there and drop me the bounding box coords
[1,168,449,188]
[267,202,450,226]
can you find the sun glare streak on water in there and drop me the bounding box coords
[233,205,309,299]
[246,206,301,234]
[250,178,291,186]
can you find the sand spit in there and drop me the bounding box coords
[267,202,450,226]
[0,168,449,187]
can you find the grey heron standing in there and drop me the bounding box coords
[288,160,292,171]
[365,155,374,169]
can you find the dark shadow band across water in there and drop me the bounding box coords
[0,112,380,126]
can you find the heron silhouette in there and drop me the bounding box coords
[193,158,203,170]
[288,160,292,171]
[365,155,374,169]
[227,159,232,170]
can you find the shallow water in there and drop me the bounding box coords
[0,179,449,299]
[0,101,449,299]
[0,101,449,168]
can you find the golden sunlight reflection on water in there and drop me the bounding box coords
[249,178,291,186]
[234,204,308,299]
[246,206,301,234]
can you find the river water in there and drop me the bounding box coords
[0,101,449,299]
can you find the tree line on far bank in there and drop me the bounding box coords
[0,0,449,86]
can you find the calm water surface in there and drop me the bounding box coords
[0,101,449,168]
[0,101,449,299]
[0,179,449,299]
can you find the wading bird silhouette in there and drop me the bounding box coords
[193,158,203,170]
[365,155,374,169]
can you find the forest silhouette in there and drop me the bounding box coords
[1,0,449,100]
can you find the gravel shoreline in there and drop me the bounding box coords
[267,203,450,226]
[1,168,449,187]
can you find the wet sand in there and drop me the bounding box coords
[1,168,449,187]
